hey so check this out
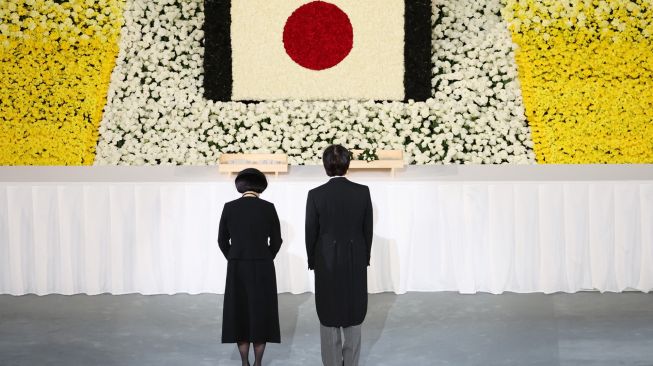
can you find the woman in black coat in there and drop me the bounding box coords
[218,168,283,366]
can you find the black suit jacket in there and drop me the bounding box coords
[218,196,282,260]
[305,177,373,327]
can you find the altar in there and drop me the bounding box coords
[1,165,652,295]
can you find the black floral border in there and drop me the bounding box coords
[404,0,432,101]
[203,0,232,101]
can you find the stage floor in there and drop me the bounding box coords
[1,293,652,365]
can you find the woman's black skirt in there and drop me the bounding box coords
[222,259,280,343]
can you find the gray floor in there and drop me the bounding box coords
[1,293,652,366]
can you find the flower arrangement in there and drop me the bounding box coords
[94,0,535,165]
[0,0,124,165]
[354,149,379,163]
[504,0,653,163]
[3,0,651,166]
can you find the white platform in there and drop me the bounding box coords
[1,165,652,295]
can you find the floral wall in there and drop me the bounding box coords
[1,0,651,165]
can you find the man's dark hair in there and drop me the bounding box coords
[323,145,351,177]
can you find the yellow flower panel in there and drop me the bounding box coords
[1,40,119,164]
[0,0,123,165]
[516,37,653,163]
[505,0,653,163]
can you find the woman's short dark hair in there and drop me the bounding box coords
[235,168,268,193]
[323,145,351,177]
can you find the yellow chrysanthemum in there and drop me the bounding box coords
[504,0,653,163]
[0,0,124,165]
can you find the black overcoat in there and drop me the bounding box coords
[218,196,283,343]
[305,177,373,328]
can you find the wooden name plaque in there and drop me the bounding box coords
[349,149,405,176]
[218,153,289,176]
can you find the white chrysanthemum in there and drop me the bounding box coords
[95,0,535,165]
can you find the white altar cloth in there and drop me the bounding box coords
[1,165,652,295]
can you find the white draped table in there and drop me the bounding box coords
[1,165,652,295]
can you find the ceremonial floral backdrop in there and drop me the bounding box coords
[1,0,651,165]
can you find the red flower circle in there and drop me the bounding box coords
[283,1,354,71]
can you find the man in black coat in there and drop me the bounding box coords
[305,145,373,366]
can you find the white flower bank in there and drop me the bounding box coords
[95,0,535,165]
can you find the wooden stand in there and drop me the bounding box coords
[218,153,288,176]
[349,150,405,176]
